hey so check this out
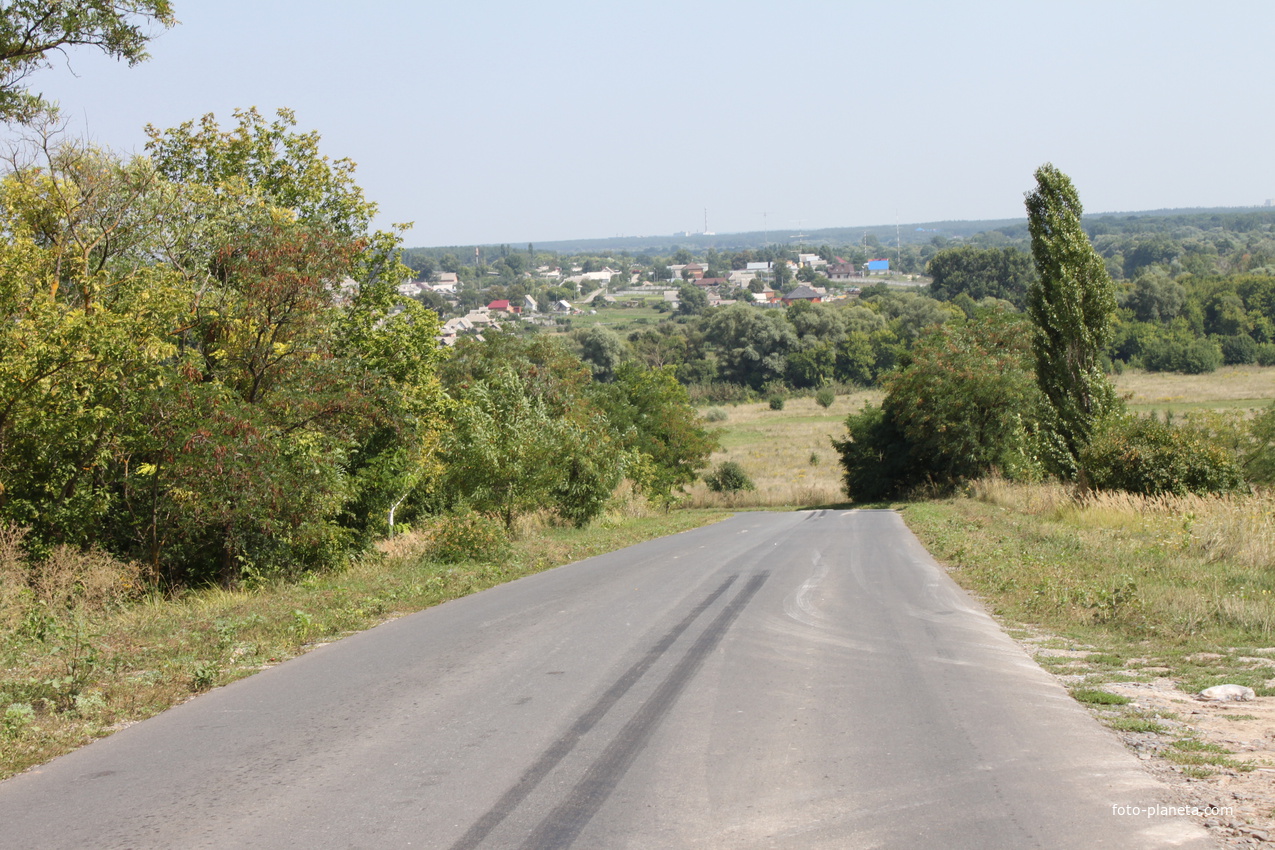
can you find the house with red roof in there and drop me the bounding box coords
[486,299,521,315]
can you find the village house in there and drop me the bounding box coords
[486,299,520,316]
[781,284,825,305]
[827,258,857,280]
[432,272,460,293]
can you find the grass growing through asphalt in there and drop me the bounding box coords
[0,508,730,780]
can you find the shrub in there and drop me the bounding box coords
[768,396,785,411]
[1243,403,1275,485]
[1255,342,1275,367]
[834,315,1044,501]
[703,407,728,423]
[1080,414,1244,496]
[815,387,835,408]
[426,513,512,564]
[1219,333,1258,365]
[832,404,916,502]
[1141,336,1222,374]
[683,381,753,405]
[704,461,755,493]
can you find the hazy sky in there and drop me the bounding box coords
[19,0,1275,247]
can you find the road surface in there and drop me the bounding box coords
[0,510,1213,848]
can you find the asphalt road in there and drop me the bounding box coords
[0,510,1213,849]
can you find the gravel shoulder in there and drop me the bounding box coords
[1014,630,1275,847]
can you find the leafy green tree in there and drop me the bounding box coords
[1125,269,1184,323]
[146,108,374,238]
[676,283,708,316]
[1203,290,1250,336]
[834,333,876,385]
[1141,332,1223,374]
[703,304,796,389]
[0,1,175,121]
[834,316,1043,500]
[1025,163,1119,475]
[576,326,628,382]
[440,368,618,528]
[590,363,717,502]
[0,113,447,585]
[772,260,794,291]
[926,246,1036,308]
[831,404,914,502]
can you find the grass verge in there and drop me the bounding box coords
[0,508,730,781]
[901,478,1275,784]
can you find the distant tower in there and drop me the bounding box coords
[896,216,902,268]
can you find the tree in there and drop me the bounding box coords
[576,326,627,382]
[0,1,175,121]
[703,304,796,389]
[1025,164,1119,475]
[676,283,708,316]
[1125,269,1185,323]
[833,316,1044,500]
[926,246,1036,308]
[440,368,619,529]
[146,108,375,238]
[590,363,717,502]
[0,112,448,586]
[772,260,794,291]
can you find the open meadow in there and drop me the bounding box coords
[685,365,1275,510]
[1117,365,1275,414]
[683,390,882,509]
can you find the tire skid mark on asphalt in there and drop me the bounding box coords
[448,574,741,850]
[518,572,771,850]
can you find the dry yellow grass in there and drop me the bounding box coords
[686,391,882,508]
[956,478,1275,640]
[970,477,1275,573]
[1115,365,1275,409]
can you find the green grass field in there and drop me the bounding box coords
[545,303,670,334]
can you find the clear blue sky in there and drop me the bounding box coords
[20,0,1275,247]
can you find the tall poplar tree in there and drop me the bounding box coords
[1024,163,1118,475]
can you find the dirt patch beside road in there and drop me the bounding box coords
[1017,632,1275,847]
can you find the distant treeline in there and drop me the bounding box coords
[406,207,1275,267]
